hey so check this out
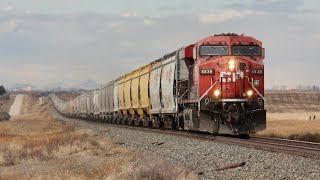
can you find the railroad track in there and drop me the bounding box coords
[51,96,320,159]
[245,136,320,156]
[76,118,320,158]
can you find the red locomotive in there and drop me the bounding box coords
[179,33,266,135]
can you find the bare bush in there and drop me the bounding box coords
[126,154,197,180]
[0,112,11,121]
[20,133,87,160]
[2,146,16,166]
[0,132,89,166]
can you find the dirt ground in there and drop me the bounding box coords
[258,91,320,142]
[0,95,196,180]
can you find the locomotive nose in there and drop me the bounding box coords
[216,58,246,98]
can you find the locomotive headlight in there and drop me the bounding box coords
[247,90,254,97]
[214,90,221,97]
[228,59,236,71]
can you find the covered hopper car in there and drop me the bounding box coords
[51,33,266,135]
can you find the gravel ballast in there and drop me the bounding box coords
[52,109,320,180]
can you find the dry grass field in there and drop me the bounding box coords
[0,95,196,180]
[258,91,320,142]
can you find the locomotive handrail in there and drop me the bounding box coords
[178,89,189,100]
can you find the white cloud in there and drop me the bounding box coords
[313,32,320,40]
[109,21,122,28]
[25,10,32,14]
[0,20,19,34]
[198,10,253,24]
[119,40,135,48]
[2,5,14,12]
[143,18,155,26]
[120,11,137,18]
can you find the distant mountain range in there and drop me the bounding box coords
[9,79,100,91]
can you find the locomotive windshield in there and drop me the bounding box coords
[232,45,260,56]
[199,45,228,56]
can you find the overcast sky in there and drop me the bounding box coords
[0,0,319,89]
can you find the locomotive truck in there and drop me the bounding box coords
[51,33,266,135]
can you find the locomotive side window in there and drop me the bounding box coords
[199,45,228,56]
[232,45,260,56]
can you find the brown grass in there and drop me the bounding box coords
[258,120,320,143]
[287,133,320,142]
[0,127,89,166]
[258,91,320,143]
[0,95,196,179]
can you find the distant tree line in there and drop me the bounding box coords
[270,84,320,91]
[295,85,320,91]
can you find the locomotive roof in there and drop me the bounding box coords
[197,33,262,46]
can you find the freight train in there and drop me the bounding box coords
[51,33,266,135]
